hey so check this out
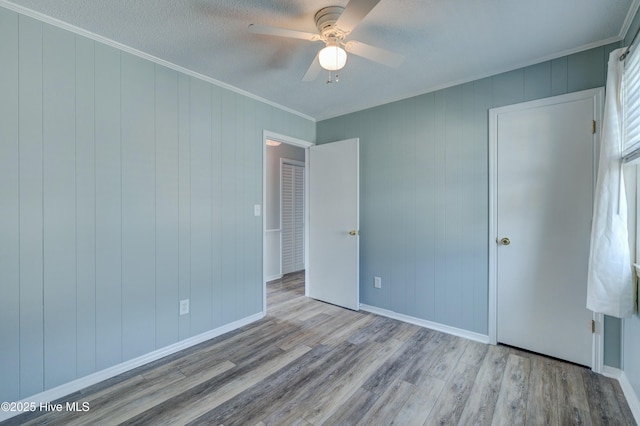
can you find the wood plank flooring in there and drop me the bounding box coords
[5,271,636,425]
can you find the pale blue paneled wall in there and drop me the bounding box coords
[317,43,619,339]
[0,7,314,402]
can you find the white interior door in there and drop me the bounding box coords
[308,138,359,310]
[491,89,602,367]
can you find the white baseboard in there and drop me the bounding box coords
[0,311,265,422]
[602,365,623,379]
[266,274,283,282]
[359,304,490,344]
[610,368,640,425]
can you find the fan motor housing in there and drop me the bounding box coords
[315,6,344,37]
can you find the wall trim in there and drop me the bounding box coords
[0,1,315,123]
[266,274,283,282]
[1,1,628,124]
[316,36,623,121]
[0,312,264,422]
[602,365,623,379]
[603,366,640,424]
[359,304,490,344]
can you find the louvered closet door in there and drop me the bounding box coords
[282,162,305,274]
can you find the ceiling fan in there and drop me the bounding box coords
[248,0,404,81]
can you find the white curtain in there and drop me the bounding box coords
[586,47,634,318]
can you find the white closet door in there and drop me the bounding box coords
[293,165,305,271]
[491,89,600,367]
[282,161,305,274]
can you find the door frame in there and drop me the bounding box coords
[488,88,604,372]
[262,130,314,314]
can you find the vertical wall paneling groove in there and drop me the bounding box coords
[567,47,605,93]
[234,94,244,319]
[361,105,389,310]
[387,101,404,313]
[237,95,249,318]
[249,98,261,317]
[460,82,476,329]
[177,74,191,341]
[239,96,250,318]
[404,97,418,318]
[524,62,552,101]
[42,24,77,390]
[94,43,123,370]
[432,90,447,325]
[317,42,618,338]
[493,69,525,108]
[211,88,217,325]
[239,95,249,318]
[0,7,20,403]
[551,57,568,95]
[75,36,96,379]
[189,78,213,335]
[414,93,436,321]
[473,77,493,331]
[121,54,156,359]
[211,85,223,328]
[253,100,263,315]
[18,15,45,398]
[155,65,180,349]
[444,85,464,328]
[220,89,235,324]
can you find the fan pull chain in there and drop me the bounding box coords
[326,71,340,84]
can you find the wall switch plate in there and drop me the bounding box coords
[179,299,189,315]
[374,277,382,289]
[254,204,261,217]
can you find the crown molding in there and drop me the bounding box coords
[0,1,316,123]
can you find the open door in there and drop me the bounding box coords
[308,138,359,310]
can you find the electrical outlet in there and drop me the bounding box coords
[254,204,261,217]
[374,277,382,289]
[179,299,190,315]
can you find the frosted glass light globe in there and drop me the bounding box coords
[318,44,347,71]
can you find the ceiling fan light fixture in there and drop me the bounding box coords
[318,41,347,71]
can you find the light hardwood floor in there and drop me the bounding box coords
[6,271,636,425]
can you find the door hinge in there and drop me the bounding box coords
[591,319,596,333]
[592,120,596,135]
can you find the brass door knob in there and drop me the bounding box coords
[499,237,510,246]
[349,230,359,236]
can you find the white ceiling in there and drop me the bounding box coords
[3,0,639,120]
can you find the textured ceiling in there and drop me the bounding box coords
[2,0,639,120]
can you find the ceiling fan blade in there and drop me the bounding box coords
[302,53,322,82]
[248,24,320,41]
[335,0,382,34]
[345,40,404,68]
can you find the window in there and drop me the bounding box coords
[622,45,640,306]
[623,44,640,163]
